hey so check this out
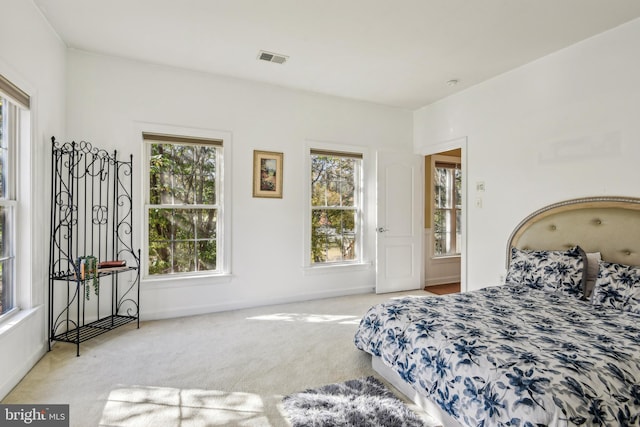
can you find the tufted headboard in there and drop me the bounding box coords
[506,196,640,268]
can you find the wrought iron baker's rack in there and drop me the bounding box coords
[48,137,140,356]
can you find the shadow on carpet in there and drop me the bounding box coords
[282,376,438,427]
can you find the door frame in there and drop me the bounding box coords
[418,137,468,292]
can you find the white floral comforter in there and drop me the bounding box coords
[354,284,640,426]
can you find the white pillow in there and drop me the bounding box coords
[585,252,602,298]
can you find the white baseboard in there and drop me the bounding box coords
[141,285,375,321]
[425,275,460,287]
[0,342,47,399]
[0,307,47,400]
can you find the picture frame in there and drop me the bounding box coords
[253,150,283,198]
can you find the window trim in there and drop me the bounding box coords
[0,74,29,109]
[303,141,368,269]
[431,154,461,258]
[0,87,28,322]
[138,123,232,281]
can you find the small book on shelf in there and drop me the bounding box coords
[98,260,127,268]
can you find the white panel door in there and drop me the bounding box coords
[376,150,423,293]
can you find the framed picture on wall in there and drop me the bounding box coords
[253,150,283,198]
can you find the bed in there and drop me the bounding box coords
[354,196,640,426]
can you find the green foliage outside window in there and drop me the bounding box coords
[148,143,218,275]
[310,154,360,263]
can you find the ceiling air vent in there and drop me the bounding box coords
[258,50,288,64]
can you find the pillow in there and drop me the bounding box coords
[584,252,602,298]
[505,246,586,298]
[592,261,640,314]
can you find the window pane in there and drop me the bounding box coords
[310,209,327,263]
[311,180,327,206]
[0,98,6,199]
[149,144,216,205]
[172,241,195,273]
[311,155,358,207]
[0,220,13,315]
[0,206,10,257]
[456,209,462,254]
[327,180,341,206]
[0,97,14,315]
[0,260,13,315]
[311,208,356,263]
[342,230,356,261]
[148,207,217,275]
[434,208,451,255]
[455,168,462,208]
[340,180,355,206]
[197,240,217,271]
[434,167,451,209]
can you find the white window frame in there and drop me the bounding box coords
[140,124,232,282]
[432,154,461,258]
[0,99,17,320]
[0,77,30,322]
[303,141,368,270]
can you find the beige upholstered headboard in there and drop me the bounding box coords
[506,196,640,268]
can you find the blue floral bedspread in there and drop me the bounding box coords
[354,284,640,426]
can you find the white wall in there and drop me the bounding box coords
[0,0,66,399]
[65,50,413,319]
[414,18,640,290]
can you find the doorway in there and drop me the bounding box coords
[421,138,466,293]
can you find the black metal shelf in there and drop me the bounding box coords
[52,315,137,343]
[48,138,140,356]
[50,266,138,282]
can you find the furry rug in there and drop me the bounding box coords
[282,376,429,427]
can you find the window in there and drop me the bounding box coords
[0,74,28,318]
[433,159,461,256]
[144,133,223,276]
[310,149,363,264]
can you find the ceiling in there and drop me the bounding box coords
[33,0,640,110]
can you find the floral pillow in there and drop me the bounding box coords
[505,246,586,298]
[592,261,640,314]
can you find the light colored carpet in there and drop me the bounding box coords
[2,290,438,426]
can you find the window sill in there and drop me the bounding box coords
[142,272,233,289]
[431,254,461,261]
[0,307,40,337]
[303,261,372,275]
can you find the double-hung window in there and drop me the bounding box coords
[0,75,29,318]
[433,159,461,256]
[144,132,223,277]
[309,149,363,265]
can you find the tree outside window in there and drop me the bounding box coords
[310,150,362,264]
[146,137,221,275]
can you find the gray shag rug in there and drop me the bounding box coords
[282,376,427,427]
